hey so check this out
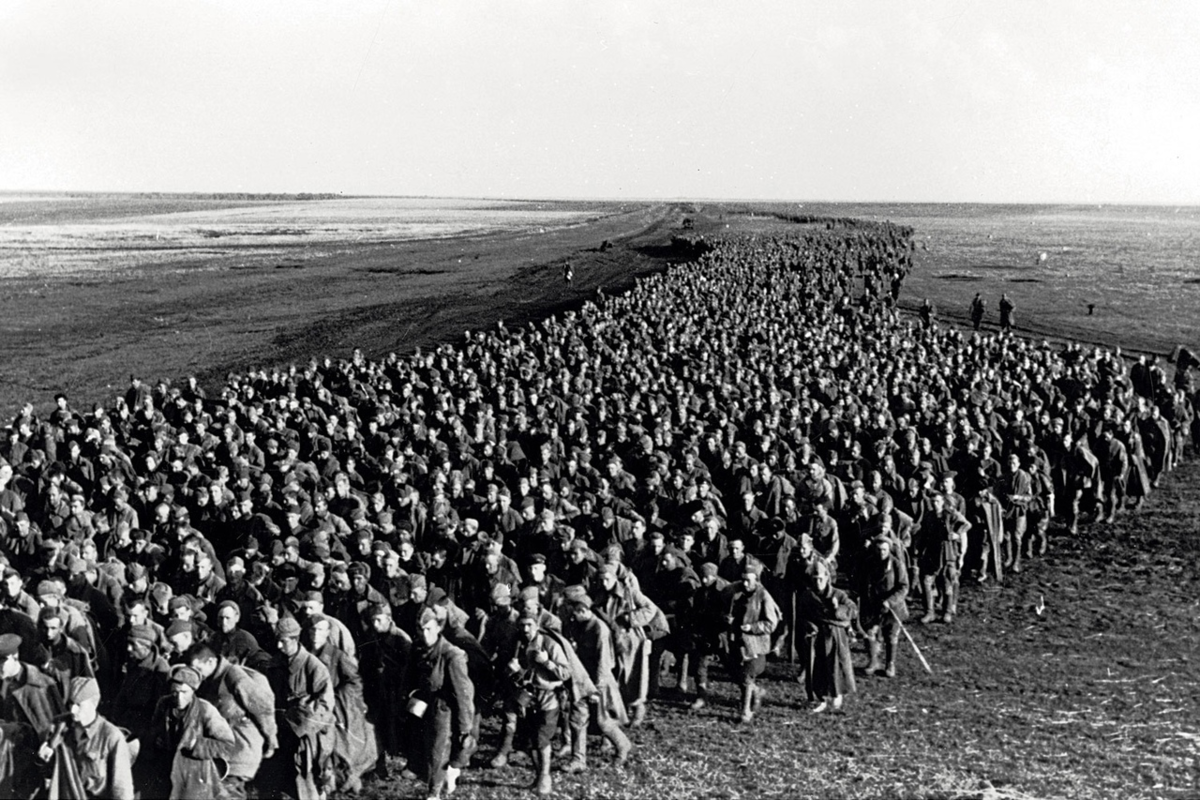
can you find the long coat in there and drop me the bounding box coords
[198,658,277,781]
[150,695,236,800]
[797,584,857,701]
[313,643,378,787]
[729,582,781,661]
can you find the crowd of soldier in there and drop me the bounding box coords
[0,221,1195,799]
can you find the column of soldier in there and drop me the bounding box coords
[0,223,1194,800]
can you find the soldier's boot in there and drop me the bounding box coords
[941,582,958,623]
[1035,522,1049,555]
[489,720,517,768]
[677,672,690,696]
[554,726,572,759]
[920,578,937,624]
[884,636,898,678]
[689,681,709,711]
[562,723,588,773]
[534,745,553,796]
[751,683,766,713]
[597,717,632,766]
[630,702,647,727]
[738,681,755,724]
[865,638,883,674]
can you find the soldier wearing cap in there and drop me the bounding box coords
[856,532,909,678]
[41,675,134,800]
[359,603,412,780]
[502,605,571,795]
[589,561,656,727]
[147,664,236,799]
[268,616,335,800]
[38,604,95,683]
[0,631,65,796]
[560,585,632,770]
[915,492,970,624]
[186,641,278,800]
[210,600,272,672]
[406,605,475,800]
[109,622,170,771]
[305,614,377,793]
[726,560,780,724]
[796,560,856,713]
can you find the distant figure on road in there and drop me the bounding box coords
[999,293,1014,332]
[563,262,574,288]
[969,293,986,331]
[919,298,935,329]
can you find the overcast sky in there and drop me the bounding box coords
[2,1,1197,203]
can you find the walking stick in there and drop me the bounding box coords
[887,605,933,675]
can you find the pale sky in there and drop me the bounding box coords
[2,1,1198,203]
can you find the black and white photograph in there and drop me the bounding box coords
[0,3,1197,799]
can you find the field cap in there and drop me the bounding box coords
[67,676,101,706]
[170,665,202,690]
[275,617,302,639]
[0,633,21,658]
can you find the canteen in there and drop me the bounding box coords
[407,696,429,718]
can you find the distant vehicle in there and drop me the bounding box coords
[682,218,695,230]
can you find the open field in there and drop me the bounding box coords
[1,197,1197,798]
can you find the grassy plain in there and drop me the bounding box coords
[0,198,1196,798]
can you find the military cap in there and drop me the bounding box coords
[35,580,64,598]
[599,562,620,579]
[127,562,148,580]
[67,676,101,706]
[275,617,302,639]
[417,605,447,628]
[0,633,22,657]
[742,560,764,577]
[170,665,202,690]
[274,562,301,580]
[490,583,512,604]
[128,624,158,644]
[699,562,719,579]
[407,574,427,592]
[301,589,324,604]
[165,620,194,638]
[168,596,192,612]
[348,562,371,580]
[226,556,246,573]
[567,539,589,554]
[528,553,547,566]
[562,585,591,607]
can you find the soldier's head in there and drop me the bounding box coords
[2,568,21,599]
[169,666,201,710]
[729,537,745,559]
[0,634,22,679]
[308,615,332,652]
[872,534,893,561]
[369,603,393,634]
[275,618,302,657]
[814,559,832,592]
[38,607,64,644]
[417,606,447,649]
[742,561,762,591]
[66,677,101,727]
[185,642,221,681]
[517,610,540,643]
[216,601,240,634]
